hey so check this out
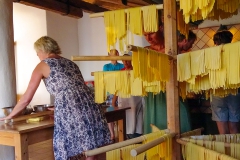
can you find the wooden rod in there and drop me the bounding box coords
[176,138,231,147]
[71,56,132,61]
[127,45,177,60]
[84,129,170,157]
[180,127,204,137]
[131,132,177,157]
[89,4,163,18]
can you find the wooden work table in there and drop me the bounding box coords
[0,119,54,160]
[0,106,130,160]
[104,106,130,141]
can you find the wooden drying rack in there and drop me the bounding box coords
[84,129,176,157]
[78,1,180,158]
[84,128,204,157]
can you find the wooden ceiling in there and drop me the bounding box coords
[13,0,162,19]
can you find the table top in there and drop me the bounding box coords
[0,119,54,134]
[104,106,130,113]
[0,106,130,134]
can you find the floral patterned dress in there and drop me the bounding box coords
[43,57,111,160]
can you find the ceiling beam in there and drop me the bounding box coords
[13,0,83,18]
[68,0,109,13]
[142,0,158,4]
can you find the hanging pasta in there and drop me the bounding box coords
[128,7,143,36]
[224,42,240,86]
[94,71,105,103]
[104,11,116,52]
[143,131,172,160]
[177,9,189,39]
[142,5,158,33]
[104,9,126,52]
[190,49,205,76]
[204,45,222,70]
[230,143,240,159]
[177,52,191,82]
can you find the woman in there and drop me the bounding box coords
[0,36,111,160]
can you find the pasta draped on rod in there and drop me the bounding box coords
[106,131,173,160]
[94,47,170,103]
[179,0,240,23]
[180,134,240,160]
[103,5,158,53]
[178,41,240,100]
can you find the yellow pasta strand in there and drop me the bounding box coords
[177,52,191,82]
[142,5,158,33]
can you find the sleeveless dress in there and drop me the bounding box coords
[43,57,111,160]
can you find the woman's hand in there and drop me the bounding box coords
[47,107,54,111]
[0,115,12,121]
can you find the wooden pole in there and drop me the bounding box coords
[84,129,170,157]
[71,56,132,61]
[131,132,177,157]
[163,0,180,159]
[127,45,176,59]
[176,138,232,147]
[89,4,163,18]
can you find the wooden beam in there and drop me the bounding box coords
[142,0,158,4]
[89,4,163,18]
[70,0,109,13]
[98,0,148,7]
[163,0,181,160]
[71,56,132,61]
[128,0,151,5]
[14,0,83,18]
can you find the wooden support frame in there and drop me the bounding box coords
[84,129,171,157]
[131,132,177,156]
[163,0,180,160]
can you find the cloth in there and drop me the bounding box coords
[103,62,124,71]
[118,96,144,135]
[143,92,192,134]
[211,94,240,122]
[43,58,111,160]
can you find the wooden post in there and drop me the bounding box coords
[163,0,181,160]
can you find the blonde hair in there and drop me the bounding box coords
[34,36,62,55]
[108,49,119,56]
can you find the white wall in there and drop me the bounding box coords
[198,10,240,28]
[13,4,80,106]
[46,11,79,60]
[13,3,50,106]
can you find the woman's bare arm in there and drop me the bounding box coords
[0,62,49,120]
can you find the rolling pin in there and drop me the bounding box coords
[4,110,54,123]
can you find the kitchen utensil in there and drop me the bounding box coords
[33,104,54,112]
[1,106,33,117]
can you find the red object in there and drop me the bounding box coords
[85,81,94,87]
